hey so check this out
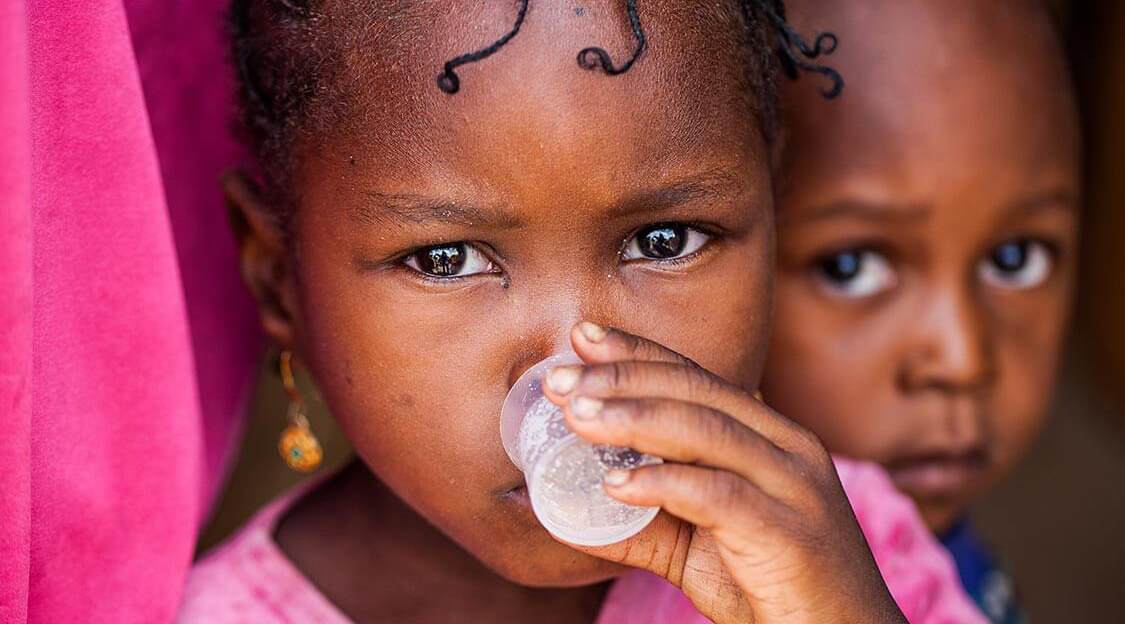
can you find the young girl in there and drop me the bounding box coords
[764,0,1080,621]
[178,2,984,622]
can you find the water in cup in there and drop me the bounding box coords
[500,353,661,546]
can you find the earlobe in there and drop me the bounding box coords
[222,170,297,350]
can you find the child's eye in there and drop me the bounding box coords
[403,242,498,278]
[622,223,710,262]
[814,248,897,298]
[978,239,1053,290]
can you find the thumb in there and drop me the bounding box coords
[569,515,754,624]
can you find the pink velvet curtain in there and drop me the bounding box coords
[0,1,261,622]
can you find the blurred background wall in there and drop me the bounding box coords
[198,2,1125,621]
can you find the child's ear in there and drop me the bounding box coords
[222,170,298,351]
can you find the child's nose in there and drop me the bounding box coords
[504,295,608,389]
[897,286,997,395]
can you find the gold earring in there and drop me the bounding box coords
[278,350,323,472]
[753,390,765,402]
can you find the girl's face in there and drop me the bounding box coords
[763,0,1080,532]
[234,5,774,586]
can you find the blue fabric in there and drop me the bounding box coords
[941,520,1027,624]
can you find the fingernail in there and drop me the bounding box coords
[578,321,607,343]
[604,469,631,487]
[571,396,603,420]
[546,366,580,395]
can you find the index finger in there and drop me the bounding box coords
[571,322,698,368]
[544,359,805,451]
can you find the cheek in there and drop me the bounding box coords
[762,281,906,458]
[986,365,1051,487]
[987,305,1067,470]
[292,240,521,535]
[765,277,940,458]
[630,231,774,387]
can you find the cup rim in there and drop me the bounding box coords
[499,351,583,468]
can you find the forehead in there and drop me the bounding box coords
[295,1,764,198]
[783,0,1079,195]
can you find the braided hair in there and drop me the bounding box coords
[435,0,841,97]
[230,0,842,217]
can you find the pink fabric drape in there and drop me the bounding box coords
[1,1,34,622]
[1,1,261,622]
[124,0,263,503]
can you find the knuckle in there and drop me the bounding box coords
[784,428,837,494]
[680,366,722,399]
[605,361,632,392]
[679,352,704,370]
[795,488,836,529]
[705,472,746,515]
[700,407,740,446]
[791,425,829,462]
[629,399,659,428]
[602,399,648,443]
[667,466,697,496]
[806,437,834,472]
[619,331,645,355]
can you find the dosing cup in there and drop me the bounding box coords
[500,352,661,546]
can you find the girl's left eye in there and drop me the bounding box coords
[978,239,1054,290]
[622,223,711,262]
[403,242,497,278]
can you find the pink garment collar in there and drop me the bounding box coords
[179,458,988,624]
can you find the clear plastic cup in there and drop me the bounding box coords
[500,352,661,546]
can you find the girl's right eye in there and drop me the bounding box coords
[814,248,897,299]
[403,243,498,278]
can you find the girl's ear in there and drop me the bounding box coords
[222,170,298,351]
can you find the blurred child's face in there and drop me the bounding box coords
[763,0,1080,532]
[246,5,773,586]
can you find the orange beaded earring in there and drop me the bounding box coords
[278,350,323,472]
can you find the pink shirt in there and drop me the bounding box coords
[177,458,987,624]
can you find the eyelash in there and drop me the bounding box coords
[397,241,501,285]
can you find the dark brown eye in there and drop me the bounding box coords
[638,225,685,258]
[814,248,896,298]
[404,243,496,278]
[820,250,862,282]
[979,239,1052,290]
[623,224,708,262]
[990,241,1030,273]
[418,244,464,276]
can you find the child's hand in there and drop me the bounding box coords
[542,323,908,624]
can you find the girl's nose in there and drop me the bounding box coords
[898,286,996,395]
[504,289,607,388]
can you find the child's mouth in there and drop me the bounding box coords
[886,449,989,500]
[503,484,533,511]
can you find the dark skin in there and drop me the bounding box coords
[764,0,1081,532]
[228,2,905,622]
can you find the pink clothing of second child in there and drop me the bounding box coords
[177,457,988,624]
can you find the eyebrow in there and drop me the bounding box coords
[778,199,931,226]
[1005,188,1079,217]
[780,188,1079,228]
[607,169,745,219]
[349,192,523,229]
